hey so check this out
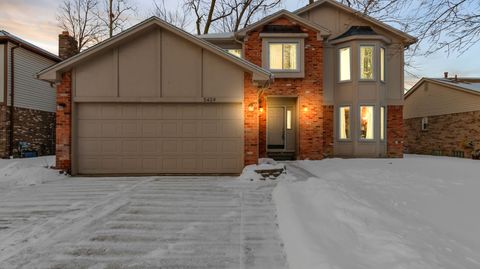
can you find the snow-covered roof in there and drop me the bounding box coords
[0,30,61,62]
[197,32,235,40]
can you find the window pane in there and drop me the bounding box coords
[360,46,374,80]
[283,44,297,70]
[360,106,374,139]
[287,110,292,129]
[269,44,283,69]
[339,47,351,81]
[227,49,242,58]
[380,106,385,140]
[380,48,385,81]
[339,106,350,139]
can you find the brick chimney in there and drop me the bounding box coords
[58,31,78,60]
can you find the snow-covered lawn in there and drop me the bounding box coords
[275,155,480,269]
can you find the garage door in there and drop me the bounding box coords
[76,103,243,174]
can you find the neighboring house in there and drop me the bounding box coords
[404,74,480,158]
[38,0,416,175]
[0,31,61,158]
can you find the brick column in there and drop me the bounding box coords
[387,105,404,158]
[56,72,73,171]
[323,105,334,157]
[244,74,259,165]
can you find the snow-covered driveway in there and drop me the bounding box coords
[0,175,287,268]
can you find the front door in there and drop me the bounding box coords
[267,97,297,153]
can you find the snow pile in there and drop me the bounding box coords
[238,158,286,181]
[274,155,480,269]
[0,156,65,189]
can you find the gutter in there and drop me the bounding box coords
[9,44,19,157]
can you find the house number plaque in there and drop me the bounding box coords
[203,97,216,103]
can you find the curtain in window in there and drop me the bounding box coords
[283,44,297,70]
[360,106,374,139]
[360,46,374,79]
[269,44,283,69]
[340,107,350,139]
[339,47,351,81]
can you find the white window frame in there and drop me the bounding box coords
[380,47,386,82]
[267,42,300,72]
[338,105,352,141]
[359,45,376,81]
[338,46,351,82]
[359,105,375,141]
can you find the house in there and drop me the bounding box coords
[0,31,61,158]
[404,74,480,158]
[38,0,416,175]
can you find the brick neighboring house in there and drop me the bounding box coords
[404,74,480,159]
[38,0,416,175]
[0,31,61,158]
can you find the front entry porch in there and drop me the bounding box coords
[265,97,297,160]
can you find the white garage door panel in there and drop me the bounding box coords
[76,103,243,174]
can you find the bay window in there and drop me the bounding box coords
[339,106,351,140]
[360,106,374,140]
[268,43,298,71]
[339,47,351,81]
[360,46,374,80]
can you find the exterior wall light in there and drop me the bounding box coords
[259,107,264,113]
[303,106,308,113]
[248,103,255,112]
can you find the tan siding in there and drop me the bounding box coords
[202,50,243,98]
[75,50,116,97]
[12,46,56,112]
[404,82,480,119]
[161,30,202,98]
[119,29,160,97]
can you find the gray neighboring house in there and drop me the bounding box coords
[0,30,61,158]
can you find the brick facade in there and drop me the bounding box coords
[405,111,480,158]
[243,17,325,161]
[0,104,55,158]
[55,72,73,171]
[322,105,334,157]
[244,74,260,166]
[387,105,404,158]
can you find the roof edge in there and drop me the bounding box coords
[405,78,480,99]
[0,31,61,62]
[38,17,272,83]
[294,0,417,45]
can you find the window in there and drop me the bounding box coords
[339,106,351,140]
[268,43,298,71]
[360,46,374,80]
[380,47,385,82]
[226,49,242,58]
[360,106,374,140]
[286,110,292,130]
[339,47,351,81]
[380,106,385,140]
[421,117,428,131]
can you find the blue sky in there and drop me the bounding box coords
[0,0,478,88]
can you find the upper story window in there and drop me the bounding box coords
[226,49,242,58]
[268,43,298,71]
[360,46,374,80]
[380,47,386,82]
[339,47,351,81]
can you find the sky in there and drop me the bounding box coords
[0,0,478,89]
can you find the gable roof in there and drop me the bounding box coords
[38,17,272,83]
[294,0,417,45]
[235,9,331,37]
[0,30,61,62]
[405,77,480,99]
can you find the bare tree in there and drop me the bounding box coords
[96,0,136,37]
[184,0,240,34]
[152,0,190,29]
[57,0,103,51]
[217,0,283,32]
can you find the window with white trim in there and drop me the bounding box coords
[339,106,351,140]
[360,46,374,80]
[339,47,351,81]
[268,43,298,71]
[360,106,374,140]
